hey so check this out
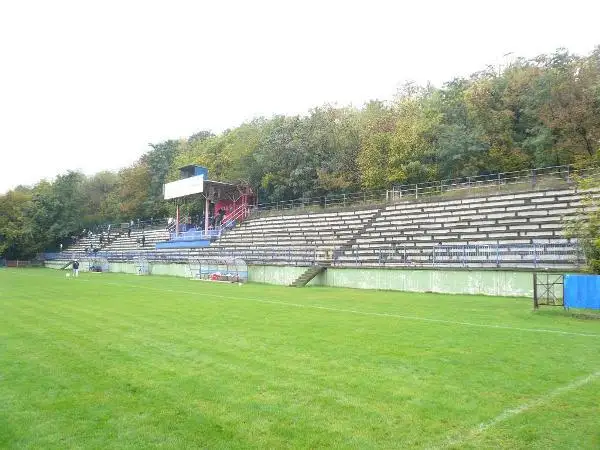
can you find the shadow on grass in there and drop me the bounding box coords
[534,308,600,320]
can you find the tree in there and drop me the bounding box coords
[357,101,397,189]
[82,171,120,223]
[188,130,215,144]
[3,47,600,259]
[538,49,600,166]
[28,172,88,252]
[115,163,152,219]
[0,190,35,259]
[429,79,488,178]
[298,106,361,194]
[568,169,600,273]
[253,115,310,201]
[143,140,180,217]
[388,92,440,184]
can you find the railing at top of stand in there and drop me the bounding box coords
[251,164,599,215]
[86,218,170,235]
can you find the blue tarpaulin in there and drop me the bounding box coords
[564,274,600,310]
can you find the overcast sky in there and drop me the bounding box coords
[0,0,598,194]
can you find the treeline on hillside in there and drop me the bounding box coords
[1,48,600,259]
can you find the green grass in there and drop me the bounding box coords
[1,269,599,449]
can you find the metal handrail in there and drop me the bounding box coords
[332,242,583,268]
[43,241,584,269]
[219,204,250,232]
[252,164,598,214]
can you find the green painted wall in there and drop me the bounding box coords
[47,261,238,279]
[248,265,317,286]
[248,265,535,297]
[324,267,533,297]
[46,260,540,297]
[45,261,71,270]
[108,262,191,277]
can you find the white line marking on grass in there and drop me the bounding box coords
[88,279,600,338]
[434,369,600,449]
[9,271,599,337]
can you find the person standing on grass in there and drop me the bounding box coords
[72,260,80,277]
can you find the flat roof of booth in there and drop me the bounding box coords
[179,164,203,171]
[203,179,251,201]
[164,175,250,201]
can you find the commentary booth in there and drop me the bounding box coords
[157,165,253,249]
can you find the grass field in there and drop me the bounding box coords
[1,268,599,449]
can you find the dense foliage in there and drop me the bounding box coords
[568,174,600,273]
[1,48,599,260]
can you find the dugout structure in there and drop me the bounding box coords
[187,257,248,283]
[88,256,109,273]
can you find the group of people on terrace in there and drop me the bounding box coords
[173,208,228,234]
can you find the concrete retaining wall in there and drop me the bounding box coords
[108,262,190,277]
[249,265,535,297]
[46,260,537,297]
[326,267,533,297]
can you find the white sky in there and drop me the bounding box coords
[0,0,598,193]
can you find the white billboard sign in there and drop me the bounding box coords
[163,175,204,200]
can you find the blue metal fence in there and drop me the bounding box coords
[170,230,221,241]
[564,274,600,309]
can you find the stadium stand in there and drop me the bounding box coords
[214,209,380,250]
[51,184,598,270]
[199,188,590,269]
[336,188,590,267]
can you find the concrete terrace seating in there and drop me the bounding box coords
[51,230,120,266]
[64,236,95,254]
[212,209,380,252]
[103,228,170,253]
[59,232,106,257]
[55,187,596,270]
[337,188,593,268]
